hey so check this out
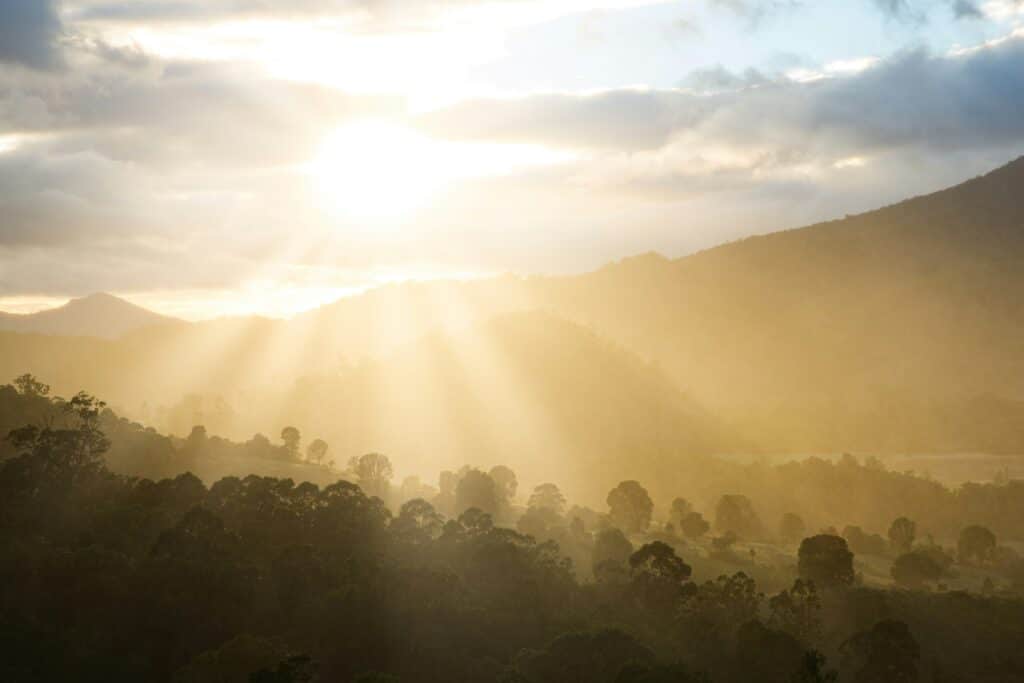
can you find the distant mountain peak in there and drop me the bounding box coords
[0,292,176,340]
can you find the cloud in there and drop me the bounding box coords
[708,0,805,27]
[0,60,401,167]
[0,0,64,70]
[681,65,772,93]
[952,0,984,18]
[423,34,1024,158]
[418,89,713,150]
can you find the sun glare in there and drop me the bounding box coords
[310,121,442,220]
[309,120,573,221]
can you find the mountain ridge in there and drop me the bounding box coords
[0,293,178,340]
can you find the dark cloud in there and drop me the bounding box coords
[0,0,64,70]
[952,0,983,18]
[870,0,927,22]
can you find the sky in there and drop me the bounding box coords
[1,0,1024,319]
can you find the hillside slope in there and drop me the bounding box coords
[0,293,176,339]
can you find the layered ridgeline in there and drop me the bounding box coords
[1,156,1023,477]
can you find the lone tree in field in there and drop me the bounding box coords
[607,481,654,534]
[798,535,854,589]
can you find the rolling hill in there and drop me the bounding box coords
[0,293,177,339]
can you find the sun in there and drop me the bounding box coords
[310,120,447,220]
[309,119,575,222]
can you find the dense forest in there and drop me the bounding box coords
[2,376,1024,682]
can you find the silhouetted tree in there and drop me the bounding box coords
[455,469,499,517]
[891,551,943,588]
[790,651,838,683]
[715,494,763,539]
[593,528,634,583]
[13,373,49,397]
[489,465,519,502]
[392,498,444,543]
[888,517,916,554]
[680,511,710,540]
[843,526,887,556]
[798,535,854,589]
[768,579,822,644]
[734,620,804,683]
[629,541,693,614]
[607,481,653,534]
[669,497,693,528]
[957,525,996,565]
[306,438,328,466]
[280,426,301,459]
[348,452,393,499]
[513,630,654,683]
[841,619,920,683]
[529,483,567,515]
[780,513,807,543]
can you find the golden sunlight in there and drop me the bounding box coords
[309,120,574,221]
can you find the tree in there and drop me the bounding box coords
[888,517,916,554]
[7,391,111,483]
[779,513,806,543]
[392,498,444,543]
[768,579,822,644]
[606,481,654,534]
[279,427,301,459]
[669,498,693,528]
[593,528,634,582]
[715,494,763,539]
[680,512,710,540]
[734,620,804,683]
[958,525,996,565]
[13,373,49,397]
[891,551,943,588]
[454,469,499,517]
[348,452,393,499]
[790,651,838,683]
[489,465,518,503]
[629,541,692,610]
[798,535,854,589]
[250,655,317,683]
[843,526,887,556]
[305,439,329,466]
[841,620,919,683]
[528,483,566,515]
[514,630,654,683]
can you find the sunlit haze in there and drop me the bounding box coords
[1,0,1022,317]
